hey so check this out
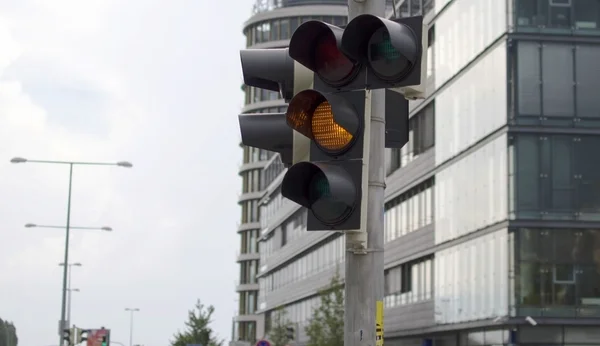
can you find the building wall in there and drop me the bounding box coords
[242,0,600,345]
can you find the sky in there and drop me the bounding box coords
[0,0,254,345]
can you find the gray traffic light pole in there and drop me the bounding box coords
[345,1,387,346]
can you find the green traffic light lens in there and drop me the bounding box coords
[308,172,352,225]
[367,27,411,80]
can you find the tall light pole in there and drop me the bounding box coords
[11,156,132,346]
[66,288,79,325]
[125,308,140,346]
[59,262,82,325]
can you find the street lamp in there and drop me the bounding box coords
[125,308,140,346]
[26,224,113,232]
[59,262,82,326]
[11,157,132,346]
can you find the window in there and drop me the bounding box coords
[244,16,348,46]
[385,101,435,175]
[435,134,508,244]
[384,256,433,307]
[511,134,600,220]
[261,235,344,292]
[384,179,434,243]
[514,41,600,127]
[237,321,256,342]
[435,229,510,324]
[515,0,600,35]
[516,228,600,316]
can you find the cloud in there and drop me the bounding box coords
[0,0,252,344]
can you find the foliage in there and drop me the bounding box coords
[0,318,18,346]
[268,307,293,346]
[171,299,224,346]
[305,272,344,346]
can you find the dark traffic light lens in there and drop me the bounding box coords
[367,27,411,80]
[314,34,356,86]
[308,172,352,225]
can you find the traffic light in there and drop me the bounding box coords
[240,48,298,102]
[288,21,365,92]
[100,327,111,346]
[341,15,427,96]
[281,87,366,231]
[238,47,314,166]
[286,326,295,340]
[77,329,90,343]
[281,15,423,231]
[288,15,427,97]
[62,328,74,346]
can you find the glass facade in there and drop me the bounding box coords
[514,0,600,36]
[384,179,434,243]
[510,134,600,221]
[513,40,600,127]
[244,15,347,47]
[434,0,506,89]
[435,229,510,324]
[515,227,600,317]
[260,235,344,294]
[435,134,508,245]
[435,41,507,165]
[384,256,433,307]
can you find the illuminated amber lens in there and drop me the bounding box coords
[311,101,353,151]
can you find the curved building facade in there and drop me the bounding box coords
[234,0,348,343]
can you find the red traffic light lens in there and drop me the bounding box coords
[314,34,356,86]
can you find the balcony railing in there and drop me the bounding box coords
[251,0,346,14]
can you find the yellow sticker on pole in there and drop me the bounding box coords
[376,300,384,346]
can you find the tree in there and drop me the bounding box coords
[0,318,18,346]
[305,272,344,346]
[171,299,223,346]
[268,307,293,346]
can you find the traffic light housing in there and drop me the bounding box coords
[289,16,427,98]
[77,329,90,343]
[287,19,413,148]
[102,335,108,346]
[240,48,295,101]
[62,328,72,346]
[239,47,314,167]
[282,87,366,231]
[286,326,295,340]
[288,21,365,92]
[239,112,294,165]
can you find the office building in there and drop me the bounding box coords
[239,0,600,345]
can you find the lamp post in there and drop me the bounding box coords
[11,157,132,346]
[58,262,82,325]
[65,288,79,325]
[125,308,140,346]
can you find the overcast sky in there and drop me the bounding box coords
[0,1,253,345]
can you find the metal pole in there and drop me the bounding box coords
[67,290,72,326]
[67,266,72,325]
[344,2,386,346]
[129,311,134,346]
[59,163,74,346]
